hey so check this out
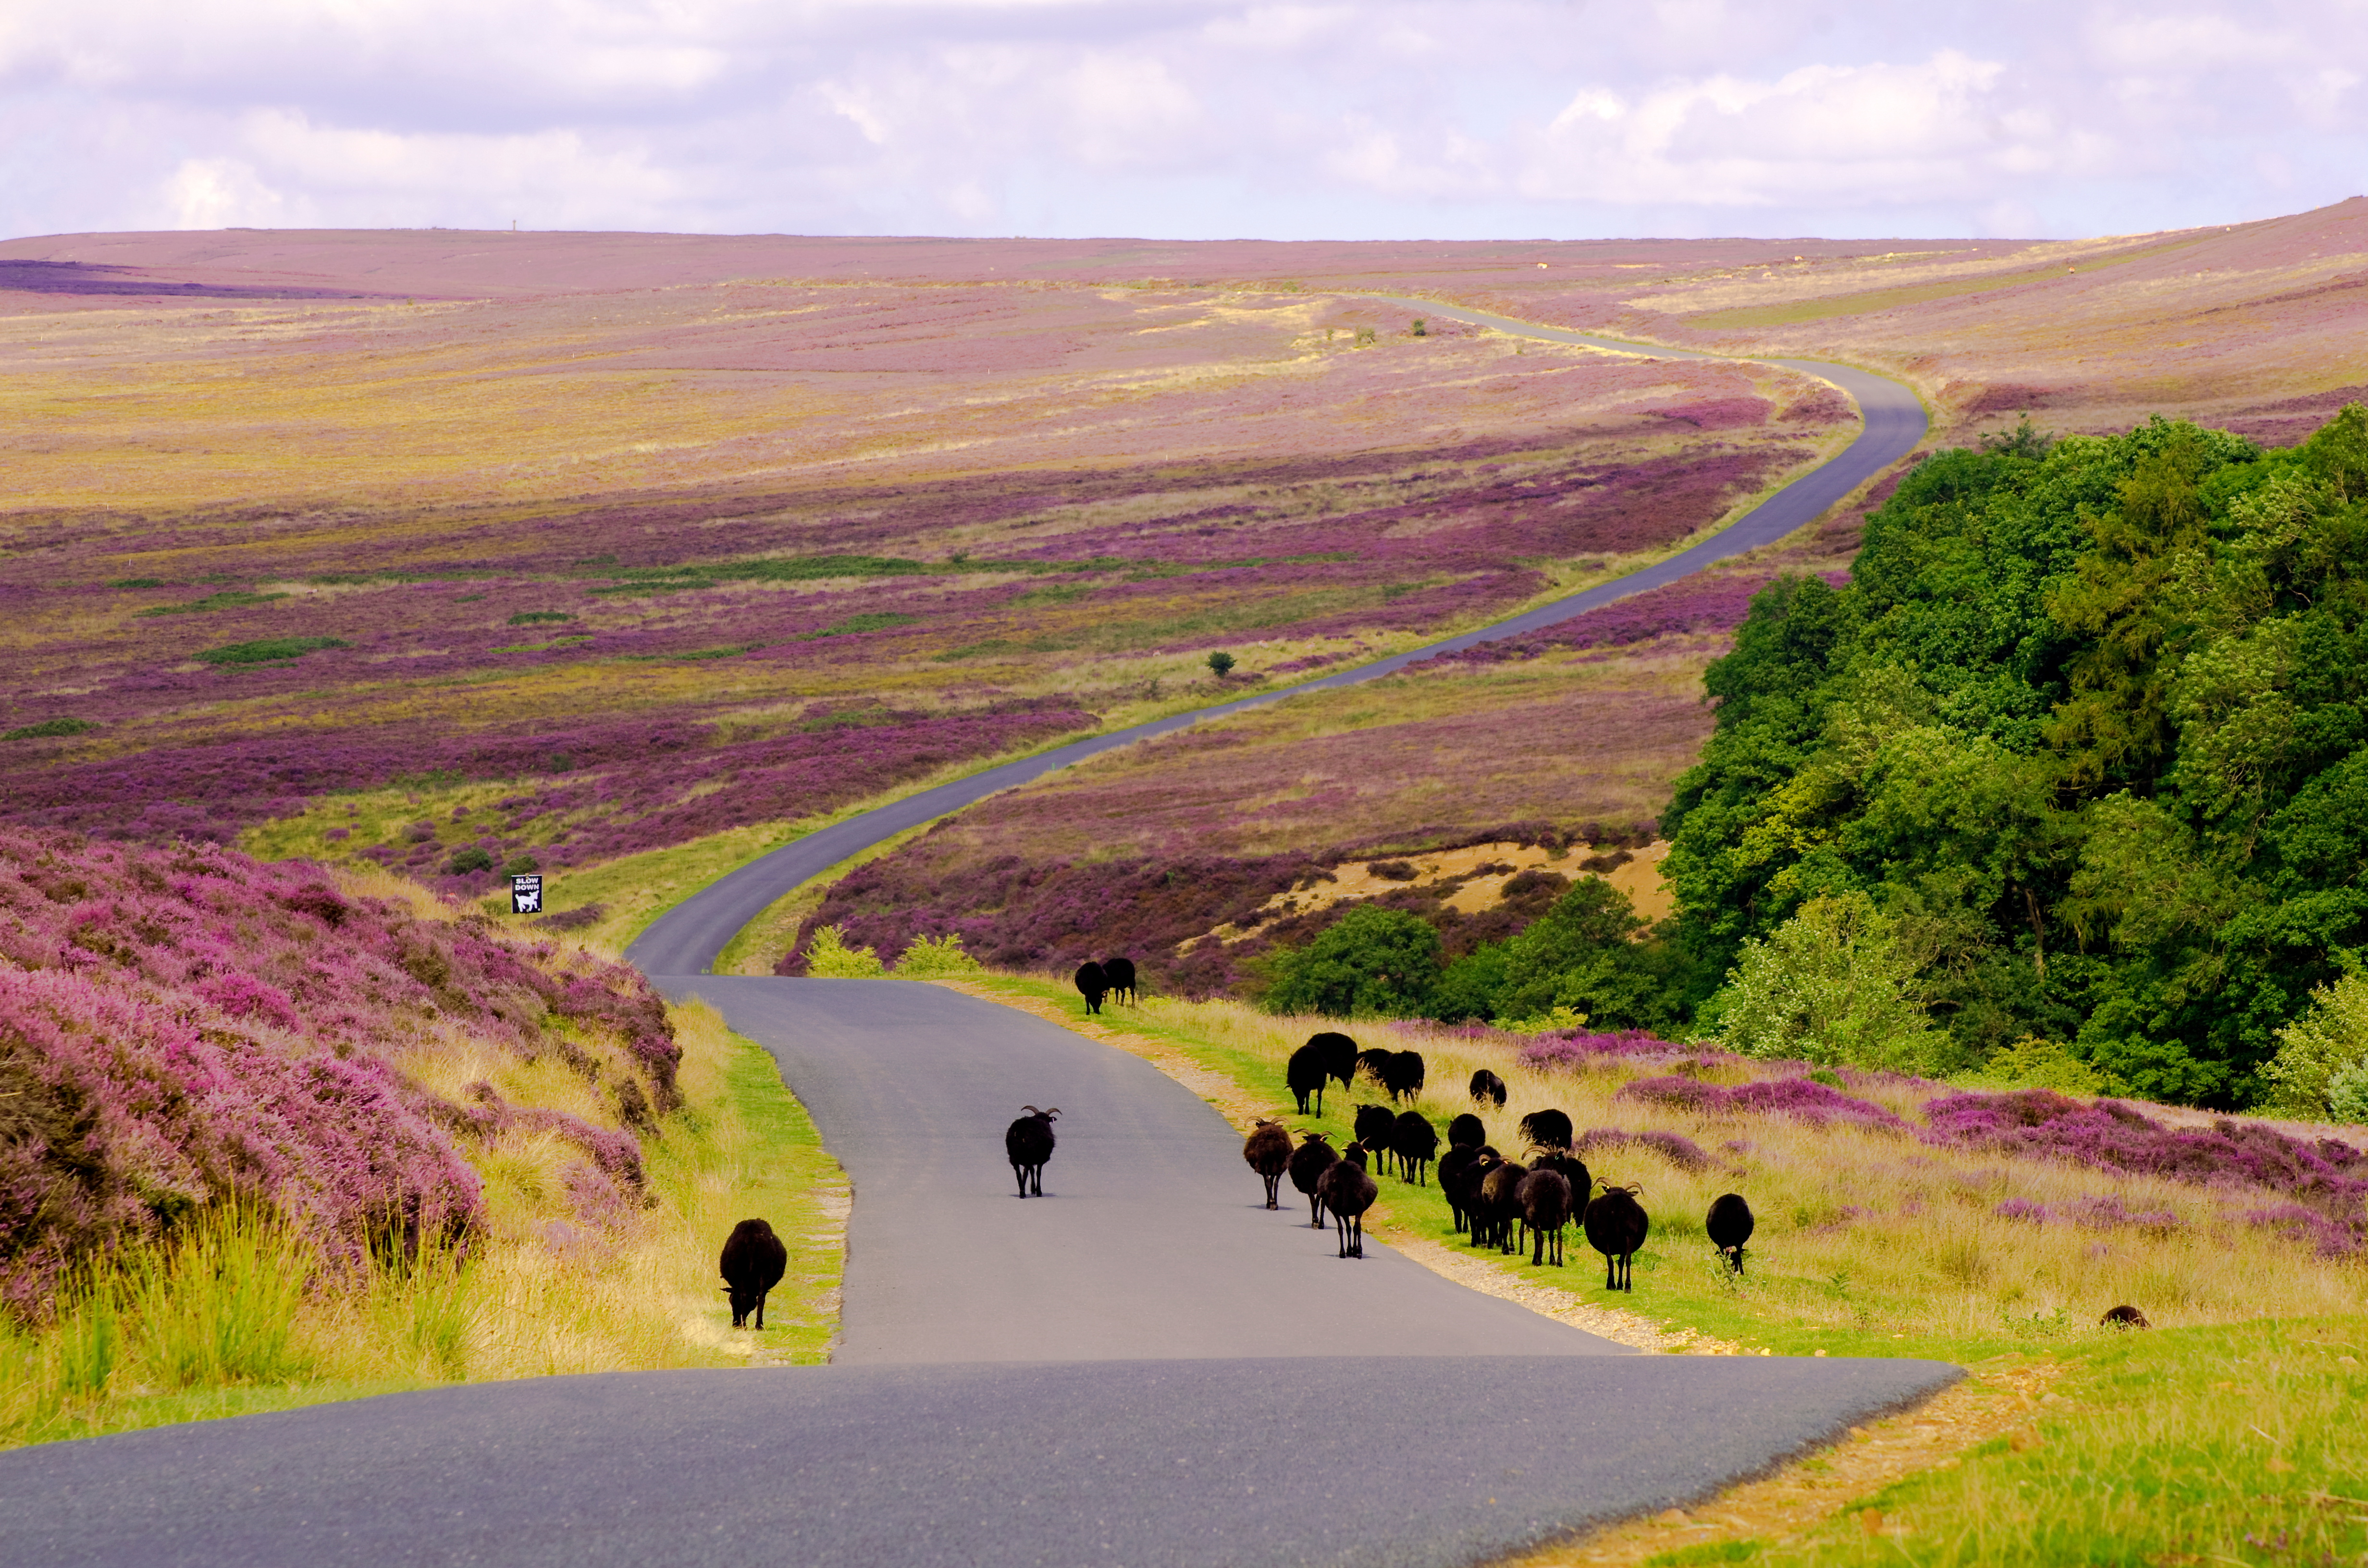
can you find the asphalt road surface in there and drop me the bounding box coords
[623,325,1924,977]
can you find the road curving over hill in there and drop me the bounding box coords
[0,979,1958,1568]
[626,323,1924,978]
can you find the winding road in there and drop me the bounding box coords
[0,317,1944,1568]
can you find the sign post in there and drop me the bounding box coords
[510,874,544,915]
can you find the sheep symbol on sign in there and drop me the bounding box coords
[510,875,543,915]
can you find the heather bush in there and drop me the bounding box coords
[1574,1126,1718,1173]
[802,924,886,978]
[2259,972,2368,1121]
[1617,1073,1909,1131]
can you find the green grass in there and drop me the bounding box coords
[136,590,287,617]
[2,717,93,740]
[194,636,350,665]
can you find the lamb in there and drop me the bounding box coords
[1478,1159,1529,1254]
[1706,1193,1755,1274]
[1584,1182,1649,1292]
[1288,1131,1339,1228]
[1517,1167,1573,1267]
[718,1218,789,1330]
[1308,1031,1359,1091]
[1073,961,1108,1015]
[1446,1112,1486,1149]
[1004,1105,1060,1197]
[1391,1111,1440,1186]
[1518,1108,1574,1152]
[1286,1043,1332,1115]
[1438,1143,1490,1235]
[1469,1068,1507,1107]
[2101,1304,2152,1329]
[1244,1118,1293,1210]
[1102,956,1138,1005]
[1316,1141,1378,1259]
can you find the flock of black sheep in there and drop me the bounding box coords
[1254,1030,1751,1280]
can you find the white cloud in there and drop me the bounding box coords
[2,0,2366,242]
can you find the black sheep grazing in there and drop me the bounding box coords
[1355,1047,1395,1089]
[1308,1031,1359,1090]
[1353,1102,1399,1164]
[718,1218,789,1329]
[1004,1105,1060,1197]
[1437,1144,1486,1234]
[1518,1108,1574,1152]
[1478,1159,1529,1254]
[1316,1142,1378,1258]
[1706,1193,1755,1274]
[1468,1068,1507,1107]
[1391,1111,1440,1185]
[1381,1050,1427,1104]
[1288,1131,1339,1228]
[1073,961,1108,1015]
[1102,956,1138,1005]
[1517,1169,1573,1267]
[2101,1304,2152,1329]
[1446,1112,1486,1149]
[1244,1118,1293,1210]
[1584,1182,1650,1291]
[1286,1044,1332,1115]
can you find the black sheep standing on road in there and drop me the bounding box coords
[1244,1119,1293,1210]
[1102,956,1138,1005]
[719,1218,789,1329]
[1706,1193,1755,1274]
[1286,1043,1332,1115]
[1469,1069,1507,1107]
[1073,962,1108,1015]
[1584,1182,1649,1292]
[1391,1111,1440,1185]
[1288,1131,1339,1228]
[1005,1105,1061,1197]
[1308,1031,1359,1093]
[1316,1142,1378,1259]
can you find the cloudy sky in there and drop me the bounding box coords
[1,1,2361,243]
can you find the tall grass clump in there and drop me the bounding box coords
[124,1205,315,1390]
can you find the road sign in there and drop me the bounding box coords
[510,874,543,915]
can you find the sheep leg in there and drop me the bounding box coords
[1349,1213,1364,1259]
[1013,1163,1026,1199]
[753,1290,767,1332]
[1604,1252,1616,1291]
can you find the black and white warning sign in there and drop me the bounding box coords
[510,874,544,915]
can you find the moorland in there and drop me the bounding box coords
[4,206,2368,1562]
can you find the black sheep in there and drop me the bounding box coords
[1286,1043,1332,1115]
[1584,1182,1649,1291]
[718,1218,789,1330]
[1478,1159,1529,1254]
[1355,1047,1395,1089]
[1517,1168,1573,1267]
[1469,1068,1507,1107]
[2101,1304,2152,1329]
[1308,1031,1359,1090]
[1391,1111,1440,1185]
[1446,1112,1486,1149]
[1316,1142,1378,1259]
[1440,1146,1495,1236]
[1244,1118,1293,1209]
[1706,1193,1755,1274]
[1102,956,1138,1005]
[1532,1149,1591,1201]
[1518,1108,1574,1152]
[1073,961,1108,1015]
[1353,1102,1399,1164]
[1380,1050,1426,1104]
[1005,1105,1060,1197]
[1288,1131,1339,1228]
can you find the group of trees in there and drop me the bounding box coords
[1258,407,2368,1113]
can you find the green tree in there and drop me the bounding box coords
[1262,906,1442,1018]
[1710,893,1949,1073]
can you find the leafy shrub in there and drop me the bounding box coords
[1260,905,1441,1018]
[1712,894,1946,1074]
[2260,973,2368,1120]
[446,846,494,874]
[2,719,92,741]
[1206,650,1236,677]
[194,637,350,666]
[893,933,980,976]
[802,924,886,978]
